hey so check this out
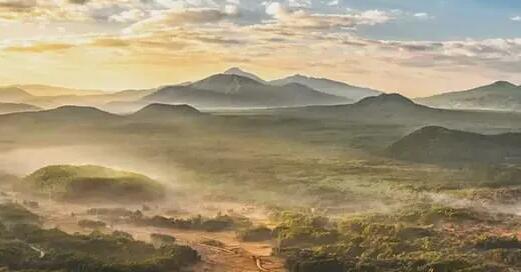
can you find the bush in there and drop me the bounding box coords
[475,235,521,250]
[132,214,250,232]
[237,226,273,242]
[0,203,40,226]
[151,233,176,247]
[78,219,106,229]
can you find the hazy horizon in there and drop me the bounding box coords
[2,67,519,99]
[2,0,521,96]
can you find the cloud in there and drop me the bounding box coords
[413,12,433,20]
[4,42,76,53]
[511,16,521,21]
[288,0,311,8]
[68,0,90,4]
[127,6,240,32]
[264,2,394,31]
[109,9,147,23]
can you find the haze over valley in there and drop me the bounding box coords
[3,1,521,271]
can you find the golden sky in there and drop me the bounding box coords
[2,0,521,97]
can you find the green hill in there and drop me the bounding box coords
[416,81,521,111]
[387,126,521,164]
[23,165,165,203]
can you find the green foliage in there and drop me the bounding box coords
[0,203,40,226]
[23,165,165,203]
[132,213,251,232]
[475,235,521,250]
[0,223,199,272]
[0,205,199,272]
[397,204,483,225]
[236,226,273,242]
[274,204,521,272]
[78,219,107,229]
[150,233,176,247]
[272,212,339,248]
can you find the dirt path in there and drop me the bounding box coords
[118,225,286,272]
[25,200,287,272]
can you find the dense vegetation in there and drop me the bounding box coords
[271,204,521,272]
[22,165,165,203]
[0,204,199,272]
[236,226,274,241]
[131,213,252,232]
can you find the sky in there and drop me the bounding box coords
[1,0,521,97]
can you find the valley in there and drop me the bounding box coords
[1,70,521,272]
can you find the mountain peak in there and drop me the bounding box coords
[190,73,265,95]
[489,80,516,88]
[270,74,382,101]
[224,67,244,74]
[222,67,265,83]
[356,93,415,106]
[132,103,201,118]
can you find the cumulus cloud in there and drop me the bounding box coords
[127,6,240,32]
[2,0,521,94]
[264,2,394,31]
[413,12,433,20]
[109,9,147,23]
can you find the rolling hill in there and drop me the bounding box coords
[143,74,347,108]
[0,102,41,114]
[130,103,203,119]
[277,93,521,130]
[0,105,122,125]
[23,165,165,203]
[289,93,437,121]
[270,74,381,101]
[387,126,521,164]
[11,84,104,96]
[0,87,33,103]
[416,81,521,111]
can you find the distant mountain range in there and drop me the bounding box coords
[224,67,382,101]
[0,103,41,114]
[143,73,347,108]
[0,87,33,103]
[223,67,266,83]
[387,126,521,164]
[278,93,521,131]
[270,74,381,101]
[0,84,155,110]
[9,84,104,96]
[416,81,521,111]
[131,103,202,120]
[5,70,521,113]
[285,93,435,121]
[0,103,204,125]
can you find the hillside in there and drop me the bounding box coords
[131,103,203,119]
[17,88,155,109]
[22,165,165,203]
[0,105,121,125]
[223,67,266,83]
[11,84,104,96]
[387,126,521,164]
[270,74,381,101]
[279,93,521,130]
[144,74,347,108]
[290,93,436,121]
[0,87,33,103]
[416,81,521,111]
[0,102,41,114]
